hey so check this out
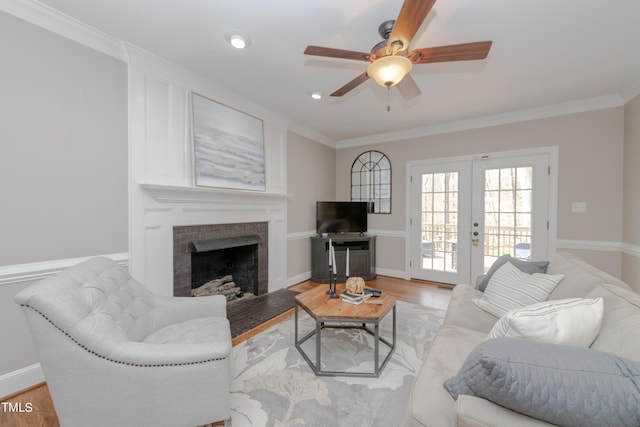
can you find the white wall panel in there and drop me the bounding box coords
[128,47,289,293]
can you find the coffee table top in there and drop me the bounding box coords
[295,283,396,321]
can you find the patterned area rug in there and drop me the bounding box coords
[229,300,445,427]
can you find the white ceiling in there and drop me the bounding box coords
[35,0,640,143]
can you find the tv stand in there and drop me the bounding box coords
[310,235,376,283]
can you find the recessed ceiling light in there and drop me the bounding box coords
[226,33,249,50]
[311,91,323,100]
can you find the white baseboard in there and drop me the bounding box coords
[286,271,311,287]
[0,253,128,399]
[375,267,407,280]
[0,363,44,399]
[287,269,408,286]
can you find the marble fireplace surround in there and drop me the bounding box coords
[173,222,268,297]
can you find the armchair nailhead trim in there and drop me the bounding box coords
[23,305,229,367]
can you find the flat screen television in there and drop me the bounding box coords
[316,201,368,234]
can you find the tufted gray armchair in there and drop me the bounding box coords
[15,257,232,427]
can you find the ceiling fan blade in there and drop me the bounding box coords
[396,74,422,100]
[409,41,493,64]
[304,46,371,62]
[331,72,370,97]
[388,0,437,51]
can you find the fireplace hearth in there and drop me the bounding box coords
[173,222,268,297]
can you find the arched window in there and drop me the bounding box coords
[351,151,391,214]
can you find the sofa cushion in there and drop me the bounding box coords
[442,285,499,334]
[547,252,631,299]
[473,262,564,317]
[405,325,486,427]
[478,255,549,292]
[487,297,603,347]
[444,338,640,427]
[586,284,640,361]
[455,395,557,427]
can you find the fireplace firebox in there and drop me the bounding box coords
[173,222,268,297]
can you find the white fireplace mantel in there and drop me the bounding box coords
[132,182,288,297]
[140,183,289,205]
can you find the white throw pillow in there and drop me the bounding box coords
[487,297,604,347]
[473,261,564,317]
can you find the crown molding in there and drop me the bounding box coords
[4,1,629,151]
[1,0,127,61]
[285,123,336,148]
[336,94,625,149]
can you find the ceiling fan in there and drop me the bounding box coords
[304,0,492,101]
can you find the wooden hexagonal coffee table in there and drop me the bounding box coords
[294,283,396,377]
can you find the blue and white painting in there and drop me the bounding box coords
[192,93,265,191]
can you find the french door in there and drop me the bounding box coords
[409,160,472,284]
[409,149,554,285]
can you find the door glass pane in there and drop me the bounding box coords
[421,172,459,272]
[483,167,533,271]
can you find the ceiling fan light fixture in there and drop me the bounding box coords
[367,55,412,87]
[311,91,323,100]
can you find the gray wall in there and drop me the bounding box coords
[336,108,625,278]
[1,4,639,395]
[623,94,640,290]
[0,12,128,265]
[286,131,336,280]
[0,12,128,377]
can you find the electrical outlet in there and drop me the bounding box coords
[571,201,587,213]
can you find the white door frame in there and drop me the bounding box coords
[408,159,472,284]
[405,146,558,284]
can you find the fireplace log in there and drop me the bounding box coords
[192,275,239,297]
[217,282,237,292]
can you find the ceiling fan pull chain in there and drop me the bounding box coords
[387,85,391,112]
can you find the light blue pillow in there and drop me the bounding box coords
[444,338,640,427]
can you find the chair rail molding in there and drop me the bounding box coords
[0,253,129,287]
[287,230,317,241]
[556,239,625,253]
[621,242,640,258]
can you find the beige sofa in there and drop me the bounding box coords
[404,252,640,427]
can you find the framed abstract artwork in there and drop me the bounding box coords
[192,93,265,191]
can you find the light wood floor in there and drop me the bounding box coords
[1,276,452,427]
